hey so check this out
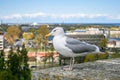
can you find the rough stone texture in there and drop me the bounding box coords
[32,58,120,80]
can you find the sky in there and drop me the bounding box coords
[0,0,120,23]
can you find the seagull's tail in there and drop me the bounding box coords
[94,45,101,53]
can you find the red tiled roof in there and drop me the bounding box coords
[27,51,58,58]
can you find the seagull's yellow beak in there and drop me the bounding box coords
[45,33,52,37]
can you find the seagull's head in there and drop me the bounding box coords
[46,27,65,37]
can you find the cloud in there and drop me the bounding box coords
[0,12,120,20]
[58,13,108,19]
[108,15,120,20]
[3,14,23,19]
[23,13,47,18]
[1,12,46,19]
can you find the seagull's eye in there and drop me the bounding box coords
[53,30,56,32]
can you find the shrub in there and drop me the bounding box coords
[0,50,5,71]
[111,53,120,58]
[84,54,98,62]
[98,53,108,60]
[6,45,31,80]
[0,71,17,80]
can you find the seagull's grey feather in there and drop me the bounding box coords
[65,37,96,53]
[66,37,85,44]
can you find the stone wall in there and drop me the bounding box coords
[32,58,120,80]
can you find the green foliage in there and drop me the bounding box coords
[112,48,119,53]
[38,25,49,37]
[110,53,120,58]
[0,50,5,71]
[84,53,108,62]
[84,52,120,62]
[37,25,49,45]
[20,45,29,68]
[19,45,31,80]
[34,34,43,49]
[5,25,21,45]
[99,38,108,48]
[0,71,17,80]
[7,49,21,76]
[97,53,108,60]
[33,25,49,54]
[84,54,98,62]
[84,53,109,62]
[1,45,31,80]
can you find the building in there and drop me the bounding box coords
[109,30,120,38]
[107,38,120,48]
[0,32,4,50]
[66,28,105,45]
[66,34,105,45]
[71,28,104,35]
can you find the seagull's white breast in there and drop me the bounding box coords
[53,36,73,57]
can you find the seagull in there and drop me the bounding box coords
[46,27,101,70]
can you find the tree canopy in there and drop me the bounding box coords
[38,25,49,37]
[5,26,21,45]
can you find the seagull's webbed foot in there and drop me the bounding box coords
[62,57,74,71]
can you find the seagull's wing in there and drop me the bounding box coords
[65,37,96,53]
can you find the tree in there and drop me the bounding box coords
[0,50,5,71]
[6,45,31,80]
[23,32,34,40]
[33,25,49,68]
[7,48,22,79]
[99,38,108,51]
[5,26,21,45]
[38,25,49,45]
[33,34,42,49]
[20,45,31,80]
[0,71,17,80]
[38,25,49,37]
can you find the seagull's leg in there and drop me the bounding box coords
[63,58,73,71]
[68,57,74,70]
[71,57,75,70]
[73,57,75,67]
[69,58,72,70]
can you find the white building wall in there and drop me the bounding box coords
[116,41,120,48]
[0,35,4,50]
[107,41,120,48]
